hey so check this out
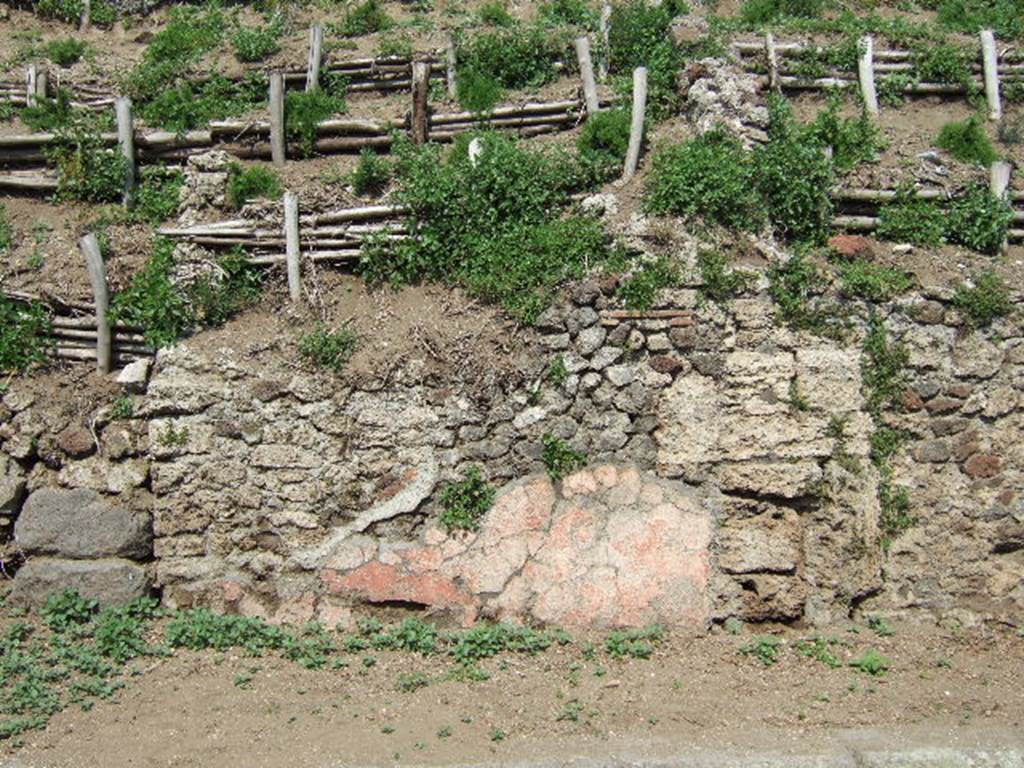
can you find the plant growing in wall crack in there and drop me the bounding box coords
[541,434,587,481]
[439,467,496,532]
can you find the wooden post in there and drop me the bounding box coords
[980,30,1001,121]
[306,24,324,92]
[115,97,136,206]
[575,36,600,115]
[26,65,38,108]
[858,35,879,116]
[79,234,111,374]
[598,3,611,81]
[284,191,302,302]
[79,0,91,32]
[622,67,647,182]
[445,32,458,100]
[269,72,286,165]
[411,61,430,145]
[765,33,779,92]
[468,137,484,167]
[991,160,1012,254]
[35,69,48,103]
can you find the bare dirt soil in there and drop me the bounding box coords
[1,619,1021,767]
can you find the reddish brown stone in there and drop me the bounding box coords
[925,396,963,415]
[828,234,874,259]
[649,354,685,375]
[963,454,1002,479]
[56,425,94,459]
[900,389,924,412]
[945,383,974,399]
[997,489,1017,506]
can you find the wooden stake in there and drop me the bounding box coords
[575,36,600,115]
[622,67,647,182]
[980,30,1002,121]
[411,62,431,145]
[115,97,136,206]
[599,4,611,81]
[765,33,779,92]
[79,234,111,374]
[79,0,91,31]
[306,25,324,92]
[26,65,38,109]
[858,35,879,116]
[269,72,286,165]
[991,159,1012,253]
[445,32,458,100]
[284,191,302,302]
[468,137,483,167]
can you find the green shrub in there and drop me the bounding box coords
[617,257,679,310]
[754,97,834,243]
[21,89,82,132]
[861,315,908,414]
[137,73,267,133]
[953,271,1013,327]
[45,37,88,67]
[132,166,184,225]
[697,251,753,303]
[361,135,616,323]
[477,1,514,26]
[232,22,282,63]
[936,116,998,166]
[456,68,503,112]
[932,0,1023,41]
[769,250,844,335]
[803,92,884,173]
[48,120,128,203]
[439,467,495,532]
[286,89,347,157]
[849,648,891,676]
[299,326,358,371]
[538,0,598,27]
[226,163,282,210]
[458,25,566,93]
[740,0,824,25]
[644,129,762,230]
[876,191,947,247]
[110,241,193,348]
[42,589,98,632]
[111,241,261,348]
[946,183,1012,254]
[0,205,12,254]
[607,0,684,117]
[337,0,393,37]
[37,0,115,26]
[166,609,289,654]
[350,149,391,196]
[577,107,632,183]
[124,4,227,104]
[605,625,663,659]
[838,260,913,302]
[541,434,587,480]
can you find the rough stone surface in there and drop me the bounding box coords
[320,465,713,628]
[9,558,151,607]
[15,488,153,559]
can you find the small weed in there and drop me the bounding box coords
[946,184,1013,255]
[741,635,784,666]
[49,119,128,204]
[876,189,947,247]
[490,728,507,742]
[548,355,569,387]
[0,205,12,254]
[936,116,998,166]
[796,636,841,668]
[0,297,51,373]
[849,648,891,676]
[381,724,395,734]
[232,21,282,63]
[45,37,89,67]
[867,616,895,637]
[556,699,584,722]
[336,0,393,37]
[157,423,189,448]
[436,725,453,739]
[132,166,184,225]
[838,260,914,303]
[787,377,811,412]
[953,271,1013,328]
[350,149,391,197]
[617,257,679,311]
[298,326,358,372]
[397,672,430,693]
[604,625,663,659]
[698,251,753,304]
[861,315,908,415]
[226,164,282,210]
[286,89,347,158]
[577,107,632,184]
[541,434,587,481]
[741,0,824,24]
[439,467,495,533]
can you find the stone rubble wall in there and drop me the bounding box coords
[0,273,1020,627]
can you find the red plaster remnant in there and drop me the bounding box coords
[319,465,713,629]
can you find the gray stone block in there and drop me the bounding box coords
[9,557,151,608]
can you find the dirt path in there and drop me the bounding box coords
[1,621,1021,767]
